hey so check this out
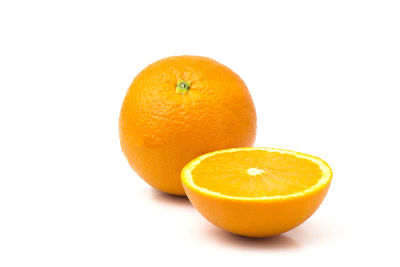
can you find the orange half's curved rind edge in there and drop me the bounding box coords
[181,147,332,237]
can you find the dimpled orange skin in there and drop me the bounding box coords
[119,56,257,195]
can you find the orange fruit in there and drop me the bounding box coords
[181,147,332,237]
[119,56,257,196]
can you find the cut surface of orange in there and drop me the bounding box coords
[181,147,332,237]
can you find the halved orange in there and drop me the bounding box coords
[181,147,332,238]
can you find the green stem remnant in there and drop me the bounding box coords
[176,79,191,94]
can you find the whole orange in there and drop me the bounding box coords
[119,56,257,196]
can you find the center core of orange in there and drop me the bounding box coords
[247,168,265,176]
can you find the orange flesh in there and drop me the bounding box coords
[191,150,323,198]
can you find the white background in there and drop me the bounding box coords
[1,0,399,266]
